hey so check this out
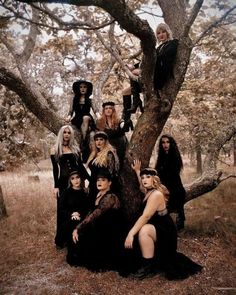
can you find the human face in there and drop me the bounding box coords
[141,174,153,189]
[79,83,88,95]
[104,106,114,117]
[156,29,168,43]
[70,174,81,189]
[161,137,170,153]
[63,128,71,142]
[95,137,106,150]
[97,177,111,191]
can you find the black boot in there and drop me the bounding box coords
[127,80,144,114]
[122,95,134,132]
[130,258,156,279]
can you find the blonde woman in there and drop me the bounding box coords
[124,160,202,280]
[86,131,120,199]
[50,125,90,249]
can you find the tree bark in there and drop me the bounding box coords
[0,186,7,219]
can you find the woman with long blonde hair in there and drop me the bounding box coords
[123,160,202,280]
[96,101,127,166]
[86,131,120,199]
[50,125,90,249]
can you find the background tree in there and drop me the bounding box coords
[0,0,235,219]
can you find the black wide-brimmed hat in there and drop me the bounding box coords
[94,131,108,140]
[140,168,157,176]
[72,80,93,96]
[102,101,115,108]
[69,170,82,178]
[96,168,112,181]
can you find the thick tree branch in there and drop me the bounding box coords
[0,67,63,134]
[182,0,204,38]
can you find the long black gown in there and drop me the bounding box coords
[66,191,125,271]
[130,193,202,280]
[50,152,90,247]
[57,187,90,246]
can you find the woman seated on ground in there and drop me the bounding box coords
[96,101,127,167]
[57,170,90,248]
[124,160,202,280]
[67,169,125,271]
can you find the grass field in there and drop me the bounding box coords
[0,165,236,295]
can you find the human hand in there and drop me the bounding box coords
[71,212,81,220]
[131,159,141,173]
[72,229,79,243]
[65,115,71,123]
[124,232,134,249]
[53,188,59,198]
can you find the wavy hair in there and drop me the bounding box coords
[87,138,119,172]
[96,105,120,130]
[54,125,80,159]
[155,23,173,42]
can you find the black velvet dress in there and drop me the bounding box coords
[50,153,90,247]
[57,187,90,246]
[66,191,125,271]
[154,39,178,90]
[131,195,202,280]
[155,153,186,213]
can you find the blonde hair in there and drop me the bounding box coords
[155,23,173,43]
[96,106,119,130]
[143,175,169,202]
[54,125,80,159]
[87,138,119,172]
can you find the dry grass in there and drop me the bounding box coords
[0,167,236,295]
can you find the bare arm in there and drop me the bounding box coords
[124,190,164,248]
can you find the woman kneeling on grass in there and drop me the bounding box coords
[67,169,125,272]
[124,160,202,280]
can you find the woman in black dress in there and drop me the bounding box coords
[67,169,124,271]
[50,125,90,248]
[86,131,120,199]
[155,134,186,230]
[96,101,127,167]
[57,170,90,248]
[153,23,178,92]
[124,160,202,280]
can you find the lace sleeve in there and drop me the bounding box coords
[107,151,119,175]
[76,193,120,233]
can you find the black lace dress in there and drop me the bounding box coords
[66,191,125,271]
[138,195,202,280]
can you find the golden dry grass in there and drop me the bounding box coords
[0,166,236,295]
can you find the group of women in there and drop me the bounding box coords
[50,23,202,280]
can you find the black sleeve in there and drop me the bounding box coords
[76,156,91,181]
[76,193,119,232]
[50,155,59,188]
[107,151,117,175]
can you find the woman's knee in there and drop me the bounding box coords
[83,116,90,123]
[138,224,156,241]
[122,87,131,96]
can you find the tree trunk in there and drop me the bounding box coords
[233,136,236,166]
[196,136,202,175]
[0,186,7,219]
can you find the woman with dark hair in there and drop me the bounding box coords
[57,170,90,247]
[67,169,125,271]
[123,161,202,280]
[50,125,90,249]
[86,131,120,199]
[96,101,127,166]
[155,134,186,230]
[66,80,95,139]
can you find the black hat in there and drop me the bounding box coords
[72,80,93,96]
[96,168,112,181]
[140,168,157,177]
[102,101,115,108]
[94,131,108,140]
[69,170,82,178]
